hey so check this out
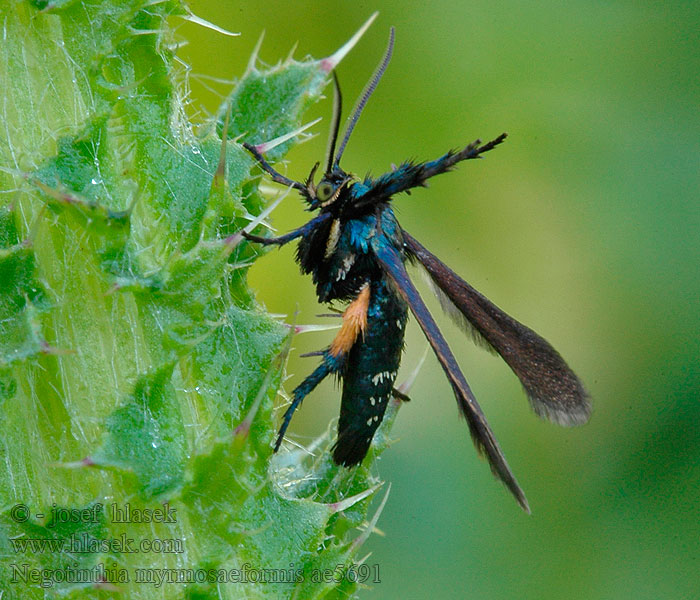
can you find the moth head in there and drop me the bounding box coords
[305,167,352,210]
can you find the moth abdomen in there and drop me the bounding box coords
[333,278,408,466]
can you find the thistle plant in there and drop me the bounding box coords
[0,3,397,598]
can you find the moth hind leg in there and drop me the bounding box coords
[274,361,333,452]
[275,285,371,453]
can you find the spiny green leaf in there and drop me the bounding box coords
[223,61,328,160]
[0,243,50,366]
[92,364,187,499]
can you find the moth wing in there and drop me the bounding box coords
[420,263,498,354]
[373,239,529,512]
[402,230,591,426]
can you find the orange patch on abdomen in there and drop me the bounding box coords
[329,284,370,357]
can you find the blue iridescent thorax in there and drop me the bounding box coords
[296,186,405,303]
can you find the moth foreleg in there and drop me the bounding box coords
[241,230,301,246]
[243,142,306,193]
[242,212,332,247]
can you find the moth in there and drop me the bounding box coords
[242,28,590,511]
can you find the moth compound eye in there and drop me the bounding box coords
[316,182,334,202]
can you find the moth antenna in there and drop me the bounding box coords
[333,27,394,169]
[324,72,343,174]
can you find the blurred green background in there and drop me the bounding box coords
[178,2,699,598]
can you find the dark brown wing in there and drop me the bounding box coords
[403,230,591,427]
[372,237,530,512]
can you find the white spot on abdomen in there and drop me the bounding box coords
[371,370,397,386]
